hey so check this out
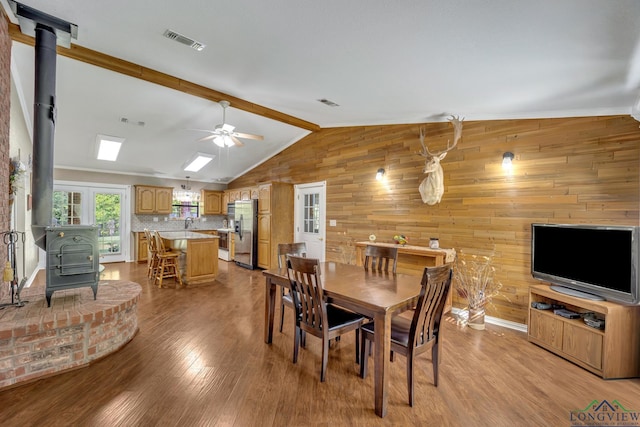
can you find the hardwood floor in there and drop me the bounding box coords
[1,261,639,426]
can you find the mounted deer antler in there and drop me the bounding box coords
[418,115,463,205]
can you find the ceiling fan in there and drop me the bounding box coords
[195,100,264,147]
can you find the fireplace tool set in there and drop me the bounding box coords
[0,230,28,309]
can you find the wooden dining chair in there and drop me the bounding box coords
[359,263,453,406]
[153,231,183,288]
[286,255,365,382]
[364,245,398,274]
[144,228,159,282]
[277,242,307,333]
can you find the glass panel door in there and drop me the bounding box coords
[91,188,126,262]
[303,193,320,233]
[53,183,129,263]
[294,182,326,261]
[53,189,85,225]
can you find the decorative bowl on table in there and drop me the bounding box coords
[393,234,408,245]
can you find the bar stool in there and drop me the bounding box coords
[144,229,159,282]
[153,231,183,288]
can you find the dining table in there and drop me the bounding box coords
[263,261,423,418]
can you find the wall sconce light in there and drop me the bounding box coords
[376,168,385,181]
[502,152,514,172]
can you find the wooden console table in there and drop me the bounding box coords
[355,241,456,310]
[355,241,455,273]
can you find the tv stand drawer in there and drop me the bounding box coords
[528,284,640,379]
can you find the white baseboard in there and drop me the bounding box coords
[450,307,527,333]
[22,267,42,289]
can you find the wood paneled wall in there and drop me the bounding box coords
[230,116,640,324]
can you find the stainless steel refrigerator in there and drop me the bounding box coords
[234,200,258,269]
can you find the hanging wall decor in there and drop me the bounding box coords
[418,116,463,205]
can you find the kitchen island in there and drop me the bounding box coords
[159,231,219,284]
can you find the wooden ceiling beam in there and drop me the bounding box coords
[8,22,321,133]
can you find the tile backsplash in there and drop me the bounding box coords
[132,214,225,232]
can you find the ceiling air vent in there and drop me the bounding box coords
[120,117,146,127]
[317,98,340,107]
[163,29,206,51]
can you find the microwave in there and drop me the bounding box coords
[227,203,235,217]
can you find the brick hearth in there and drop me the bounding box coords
[0,279,142,389]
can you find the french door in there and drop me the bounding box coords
[53,182,130,263]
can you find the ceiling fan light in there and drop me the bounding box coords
[213,136,225,148]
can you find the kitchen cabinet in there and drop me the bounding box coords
[222,192,229,214]
[258,184,271,214]
[201,190,222,215]
[135,185,173,214]
[227,190,240,203]
[258,214,271,268]
[256,182,293,269]
[136,232,148,262]
[227,187,257,204]
[528,284,640,379]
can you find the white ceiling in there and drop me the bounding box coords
[5,0,640,183]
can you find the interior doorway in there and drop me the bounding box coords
[294,181,326,261]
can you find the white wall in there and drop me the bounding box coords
[9,76,38,284]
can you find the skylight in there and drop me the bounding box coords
[96,135,124,161]
[184,153,214,172]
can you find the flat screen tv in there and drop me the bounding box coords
[531,223,640,305]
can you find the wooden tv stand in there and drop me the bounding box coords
[528,284,640,379]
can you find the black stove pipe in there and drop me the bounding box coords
[31,23,57,250]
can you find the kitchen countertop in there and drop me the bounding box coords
[159,231,220,240]
[132,227,221,233]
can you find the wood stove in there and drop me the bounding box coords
[45,225,100,307]
[10,3,98,307]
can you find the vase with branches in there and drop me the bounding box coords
[453,251,502,330]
